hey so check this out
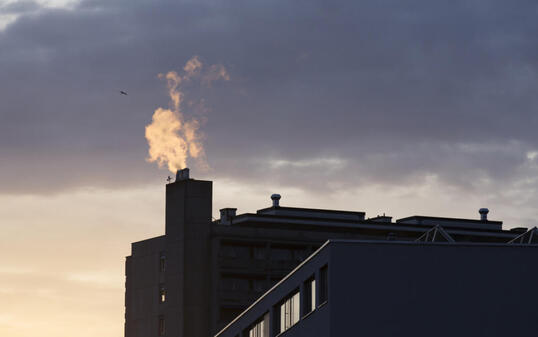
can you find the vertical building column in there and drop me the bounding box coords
[269,305,276,337]
[210,237,220,335]
[165,175,213,337]
[299,280,306,318]
[315,268,321,308]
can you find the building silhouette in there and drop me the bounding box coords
[124,169,537,337]
[216,240,538,337]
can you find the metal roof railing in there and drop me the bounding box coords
[507,227,537,244]
[415,225,455,243]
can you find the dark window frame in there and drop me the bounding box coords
[319,265,328,305]
[303,276,316,316]
[158,315,165,336]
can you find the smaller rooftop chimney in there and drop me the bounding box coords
[479,208,489,221]
[271,194,281,207]
[219,208,237,225]
[176,168,190,181]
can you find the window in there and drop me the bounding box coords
[253,279,266,292]
[247,312,269,337]
[252,246,266,260]
[158,315,165,336]
[279,291,300,333]
[159,252,166,272]
[159,285,166,303]
[303,277,316,315]
[293,249,308,262]
[272,248,292,261]
[220,307,243,325]
[319,265,328,304]
[221,276,249,291]
[220,244,250,259]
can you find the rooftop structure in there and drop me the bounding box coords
[124,169,535,337]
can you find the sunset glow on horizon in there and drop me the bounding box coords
[2,0,538,336]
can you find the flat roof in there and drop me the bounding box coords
[257,206,365,215]
[397,215,503,225]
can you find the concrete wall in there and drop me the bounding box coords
[165,179,213,337]
[124,236,166,337]
[330,242,538,337]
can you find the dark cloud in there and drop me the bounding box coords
[0,1,40,15]
[1,0,538,195]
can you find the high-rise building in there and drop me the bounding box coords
[124,169,535,337]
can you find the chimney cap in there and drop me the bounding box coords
[176,168,190,181]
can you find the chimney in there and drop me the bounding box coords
[176,168,190,181]
[164,169,212,337]
[219,208,237,225]
[271,194,281,207]
[479,208,489,221]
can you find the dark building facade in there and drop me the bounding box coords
[124,169,536,337]
[216,240,538,337]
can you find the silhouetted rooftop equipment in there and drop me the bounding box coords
[176,168,190,181]
[397,215,502,230]
[507,227,537,244]
[219,208,237,225]
[479,208,489,221]
[271,194,281,207]
[415,225,455,243]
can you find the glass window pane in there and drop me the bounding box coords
[311,279,316,310]
[280,302,286,333]
[292,292,300,325]
[286,298,291,329]
[263,313,269,337]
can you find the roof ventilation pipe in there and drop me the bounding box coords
[271,194,281,207]
[479,208,489,221]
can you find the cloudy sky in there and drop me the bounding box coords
[1,0,537,336]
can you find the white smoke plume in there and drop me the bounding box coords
[145,56,229,172]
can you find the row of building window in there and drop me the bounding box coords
[160,285,166,303]
[159,315,165,336]
[220,245,312,262]
[244,265,328,337]
[220,276,281,292]
[160,252,166,272]
[248,313,269,337]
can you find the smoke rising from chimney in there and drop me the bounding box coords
[145,56,229,172]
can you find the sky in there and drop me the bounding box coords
[1,0,537,336]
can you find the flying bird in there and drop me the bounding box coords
[120,90,128,95]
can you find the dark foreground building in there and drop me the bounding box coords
[124,169,537,337]
[216,240,538,337]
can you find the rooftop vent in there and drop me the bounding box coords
[271,194,281,207]
[219,208,237,225]
[176,168,190,181]
[479,208,489,221]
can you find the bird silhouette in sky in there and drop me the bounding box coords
[120,90,128,95]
